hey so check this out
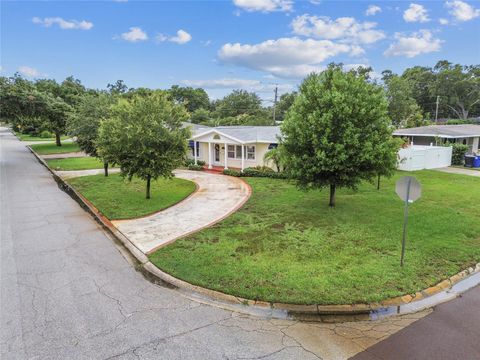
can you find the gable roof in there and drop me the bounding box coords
[190,124,281,144]
[393,125,480,138]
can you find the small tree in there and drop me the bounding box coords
[97,92,190,199]
[281,66,398,207]
[263,147,283,172]
[68,92,114,175]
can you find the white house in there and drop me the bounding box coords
[393,124,480,154]
[184,123,280,170]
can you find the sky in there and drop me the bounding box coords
[1,0,479,101]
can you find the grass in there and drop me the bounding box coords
[30,142,81,155]
[149,170,480,305]
[68,174,196,220]
[15,132,68,142]
[46,157,105,171]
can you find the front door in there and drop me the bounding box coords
[214,144,221,164]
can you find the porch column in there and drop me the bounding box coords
[194,140,198,165]
[208,142,212,169]
[241,145,245,172]
[224,143,228,170]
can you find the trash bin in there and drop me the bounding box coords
[464,155,475,167]
[473,156,480,168]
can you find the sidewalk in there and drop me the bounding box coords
[435,166,480,177]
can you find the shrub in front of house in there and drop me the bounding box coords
[446,143,470,165]
[187,164,204,171]
[223,166,288,179]
[185,159,205,167]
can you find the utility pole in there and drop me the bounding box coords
[435,95,440,123]
[272,85,278,123]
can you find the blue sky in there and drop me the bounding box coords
[1,0,479,100]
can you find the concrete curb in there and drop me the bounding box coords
[28,145,480,320]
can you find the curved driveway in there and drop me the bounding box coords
[1,128,430,360]
[112,170,251,254]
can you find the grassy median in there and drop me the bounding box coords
[30,142,81,155]
[150,170,480,305]
[46,157,105,171]
[68,173,196,220]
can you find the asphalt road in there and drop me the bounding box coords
[350,284,480,360]
[0,128,322,359]
[1,127,476,360]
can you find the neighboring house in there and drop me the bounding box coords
[184,123,280,170]
[393,125,480,154]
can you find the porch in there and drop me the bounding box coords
[189,128,273,171]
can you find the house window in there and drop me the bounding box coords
[227,145,256,160]
[246,146,255,160]
[235,146,242,159]
[227,145,236,159]
[189,141,200,157]
[213,134,221,140]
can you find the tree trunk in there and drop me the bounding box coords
[377,174,381,190]
[146,175,151,199]
[329,184,336,207]
[55,132,61,147]
[104,162,109,177]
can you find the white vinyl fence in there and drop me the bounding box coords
[398,145,452,171]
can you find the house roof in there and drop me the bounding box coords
[182,122,212,136]
[188,124,281,144]
[393,125,480,138]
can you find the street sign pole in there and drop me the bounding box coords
[400,177,412,267]
[396,176,421,268]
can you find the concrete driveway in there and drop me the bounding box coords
[1,128,432,360]
[112,170,251,254]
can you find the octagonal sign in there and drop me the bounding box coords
[396,176,421,203]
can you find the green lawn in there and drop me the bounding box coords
[46,157,104,171]
[30,142,81,155]
[68,174,196,220]
[149,170,480,305]
[16,132,68,142]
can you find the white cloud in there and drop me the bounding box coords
[403,3,430,22]
[291,15,385,44]
[218,37,357,78]
[32,17,93,30]
[446,0,480,21]
[366,5,382,16]
[17,66,40,77]
[384,30,442,58]
[120,27,148,42]
[233,0,293,13]
[157,29,192,44]
[439,17,449,24]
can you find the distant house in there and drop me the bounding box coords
[184,123,280,170]
[393,125,480,153]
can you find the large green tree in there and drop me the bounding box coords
[169,85,210,113]
[97,91,190,199]
[383,74,427,128]
[275,92,297,122]
[67,92,114,175]
[213,89,263,118]
[35,78,79,146]
[431,61,480,120]
[281,66,398,207]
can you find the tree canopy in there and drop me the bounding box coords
[97,91,190,199]
[281,66,399,207]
